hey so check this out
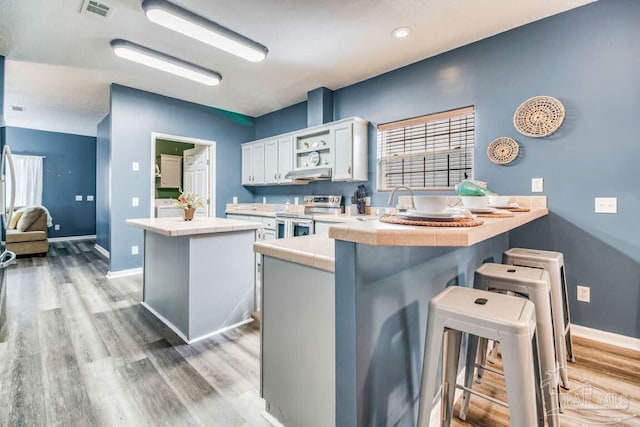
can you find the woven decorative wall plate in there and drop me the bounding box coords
[513,96,565,137]
[487,137,519,164]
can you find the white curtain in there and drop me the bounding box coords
[6,154,44,207]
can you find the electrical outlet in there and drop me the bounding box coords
[75,195,83,201]
[54,224,60,231]
[132,197,139,207]
[131,245,139,255]
[531,178,544,193]
[132,162,140,171]
[87,195,94,202]
[577,285,590,303]
[595,197,617,214]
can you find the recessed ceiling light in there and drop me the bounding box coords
[392,27,411,39]
[110,39,221,86]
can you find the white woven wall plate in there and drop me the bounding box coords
[487,137,519,164]
[513,96,565,137]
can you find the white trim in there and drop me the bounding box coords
[141,301,254,344]
[261,410,285,427]
[571,324,640,352]
[48,234,97,242]
[94,244,110,259]
[150,132,217,218]
[106,267,143,279]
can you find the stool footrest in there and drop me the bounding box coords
[455,384,509,408]
[474,363,504,377]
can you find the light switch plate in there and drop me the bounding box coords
[54,224,60,231]
[531,178,544,193]
[132,162,139,171]
[75,195,83,201]
[132,197,139,207]
[595,197,617,213]
[131,245,139,255]
[87,195,94,202]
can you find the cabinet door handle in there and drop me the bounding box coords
[274,173,277,180]
[347,166,352,174]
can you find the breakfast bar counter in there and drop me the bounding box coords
[126,217,260,343]
[253,198,549,426]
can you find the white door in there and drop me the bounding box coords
[183,146,210,216]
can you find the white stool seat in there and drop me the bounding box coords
[504,249,575,374]
[462,263,561,427]
[417,286,541,427]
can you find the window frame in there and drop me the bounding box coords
[377,106,475,191]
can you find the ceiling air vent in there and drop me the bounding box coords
[11,106,26,112]
[80,0,112,19]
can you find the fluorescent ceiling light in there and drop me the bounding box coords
[142,0,268,62]
[110,39,221,86]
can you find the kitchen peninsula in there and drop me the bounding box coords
[126,216,260,343]
[254,197,548,426]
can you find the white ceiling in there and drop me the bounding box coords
[0,0,595,137]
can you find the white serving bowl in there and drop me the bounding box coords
[488,195,510,206]
[413,196,448,213]
[460,196,489,209]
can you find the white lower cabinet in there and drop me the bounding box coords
[314,221,332,236]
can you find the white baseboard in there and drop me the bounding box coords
[571,324,640,352]
[48,234,97,242]
[261,410,285,427]
[94,244,110,259]
[141,301,254,344]
[106,267,142,279]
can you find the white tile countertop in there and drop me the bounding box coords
[253,234,335,272]
[126,217,261,237]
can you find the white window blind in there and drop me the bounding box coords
[377,106,475,191]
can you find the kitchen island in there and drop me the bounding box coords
[254,197,548,426]
[127,216,260,343]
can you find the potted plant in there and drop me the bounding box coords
[176,192,205,221]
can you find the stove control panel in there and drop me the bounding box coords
[304,195,342,207]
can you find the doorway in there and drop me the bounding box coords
[149,132,216,218]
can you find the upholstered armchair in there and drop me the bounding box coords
[6,206,49,256]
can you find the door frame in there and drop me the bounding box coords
[150,132,216,218]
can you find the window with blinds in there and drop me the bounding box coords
[377,106,475,191]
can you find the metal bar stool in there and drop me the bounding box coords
[417,286,542,427]
[504,247,575,390]
[460,263,561,427]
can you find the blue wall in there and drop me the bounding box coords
[254,101,307,140]
[96,115,110,252]
[109,84,255,272]
[253,0,640,337]
[0,55,4,122]
[4,127,97,238]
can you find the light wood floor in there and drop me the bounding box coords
[0,240,638,426]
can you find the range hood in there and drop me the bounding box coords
[284,167,332,183]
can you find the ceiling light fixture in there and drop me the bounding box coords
[392,27,411,39]
[141,0,269,62]
[110,39,221,86]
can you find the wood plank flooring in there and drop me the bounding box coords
[0,240,268,427]
[0,239,638,426]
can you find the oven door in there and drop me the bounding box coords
[292,219,314,237]
[276,218,314,238]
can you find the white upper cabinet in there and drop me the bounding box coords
[242,141,265,185]
[157,154,182,188]
[277,136,294,184]
[241,117,368,186]
[332,118,368,182]
[264,139,279,185]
